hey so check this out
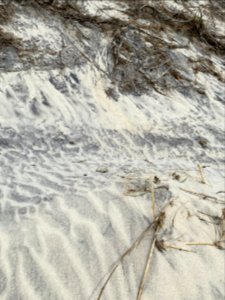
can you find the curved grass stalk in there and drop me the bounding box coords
[136,238,156,300]
[97,224,152,300]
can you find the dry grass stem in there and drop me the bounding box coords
[97,224,152,300]
[136,238,156,300]
[186,242,214,246]
[180,188,225,204]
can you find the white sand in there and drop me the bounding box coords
[0,1,224,299]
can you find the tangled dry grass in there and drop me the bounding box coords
[0,3,20,49]
[1,0,224,92]
[108,0,225,94]
[97,172,225,300]
[0,3,15,24]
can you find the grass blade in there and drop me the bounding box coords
[136,238,156,300]
[97,224,152,300]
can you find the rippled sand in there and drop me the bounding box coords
[0,1,225,299]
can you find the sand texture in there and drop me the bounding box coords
[0,1,224,299]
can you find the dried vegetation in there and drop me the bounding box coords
[0,3,21,50]
[97,171,225,299]
[1,0,225,90]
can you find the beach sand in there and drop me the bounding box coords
[0,1,224,299]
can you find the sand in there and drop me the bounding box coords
[0,1,224,299]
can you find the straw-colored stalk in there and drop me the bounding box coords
[97,224,152,300]
[136,238,156,300]
[186,242,214,246]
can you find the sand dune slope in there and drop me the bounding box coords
[0,1,225,299]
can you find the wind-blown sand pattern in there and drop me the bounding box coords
[0,1,225,299]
